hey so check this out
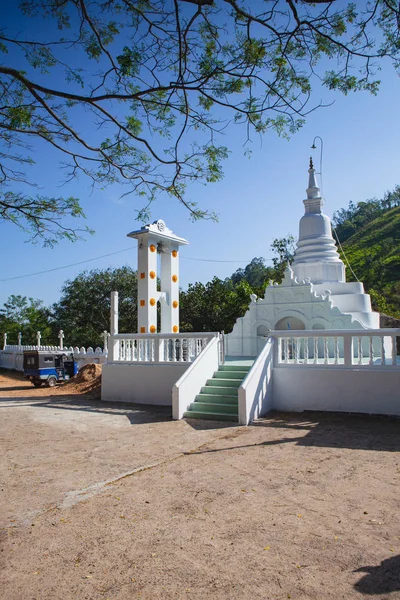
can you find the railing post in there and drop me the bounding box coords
[381,336,386,366]
[313,337,318,364]
[369,336,374,366]
[154,337,160,362]
[392,335,397,366]
[304,336,309,364]
[110,291,119,362]
[343,333,352,367]
[103,330,109,353]
[58,329,64,350]
[357,336,362,365]
[274,336,281,364]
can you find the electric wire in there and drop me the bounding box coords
[0,247,137,282]
[182,256,274,263]
[312,137,359,282]
[0,247,275,283]
[332,227,360,282]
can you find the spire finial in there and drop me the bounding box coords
[309,156,314,170]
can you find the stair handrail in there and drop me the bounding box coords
[172,335,220,420]
[238,338,274,425]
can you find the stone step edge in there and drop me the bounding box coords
[183,411,238,421]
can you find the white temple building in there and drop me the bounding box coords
[98,161,399,424]
[225,160,380,357]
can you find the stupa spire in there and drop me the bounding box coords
[306,157,322,205]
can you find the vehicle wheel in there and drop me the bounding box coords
[46,376,57,387]
[33,380,42,388]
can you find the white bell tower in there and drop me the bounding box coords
[127,219,188,334]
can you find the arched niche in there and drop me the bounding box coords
[275,316,305,331]
[257,324,270,337]
[312,323,325,330]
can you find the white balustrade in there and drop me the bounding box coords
[108,332,218,364]
[273,329,399,368]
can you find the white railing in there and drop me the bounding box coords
[238,338,274,426]
[272,329,399,368]
[172,335,221,419]
[108,332,219,364]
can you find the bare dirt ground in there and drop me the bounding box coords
[1,369,399,600]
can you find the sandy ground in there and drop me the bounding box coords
[0,369,400,600]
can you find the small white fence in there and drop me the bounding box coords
[0,345,108,372]
[108,332,218,364]
[273,329,399,367]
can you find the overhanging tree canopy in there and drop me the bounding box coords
[1,0,399,243]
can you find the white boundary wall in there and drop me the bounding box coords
[102,332,220,406]
[238,329,400,424]
[0,345,107,372]
[272,368,400,416]
[102,362,189,405]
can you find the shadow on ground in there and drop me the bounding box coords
[0,385,33,392]
[185,411,400,452]
[354,555,400,594]
[0,394,172,425]
[183,417,237,431]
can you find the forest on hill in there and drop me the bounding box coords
[332,187,400,317]
[0,187,399,348]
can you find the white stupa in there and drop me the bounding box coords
[225,160,380,356]
[292,157,345,284]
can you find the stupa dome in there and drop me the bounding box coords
[292,159,345,284]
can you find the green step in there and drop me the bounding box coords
[183,410,238,422]
[195,393,238,404]
[206,378,241,388]
[189,402,238,414]
[183,359,254,423]
[213,370,249,379]
[219,364,252,372]
[200,386,237,396]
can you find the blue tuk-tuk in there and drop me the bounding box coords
[23,350,78,387]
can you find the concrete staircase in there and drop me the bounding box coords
[183,359,254,422]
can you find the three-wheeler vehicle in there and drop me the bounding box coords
[23,349,78,387]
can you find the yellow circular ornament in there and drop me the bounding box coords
[173,325,179,333]
[172,274,178,283]
[149,244,156,253]
[150,298,156,306]
[150,325,156,333]
[150,271,156,279]
[172,301,178,308]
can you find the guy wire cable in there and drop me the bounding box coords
[311,136,359,282]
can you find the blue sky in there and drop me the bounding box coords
[1,5,400,309]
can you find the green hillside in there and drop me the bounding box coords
[337,205,400,316]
